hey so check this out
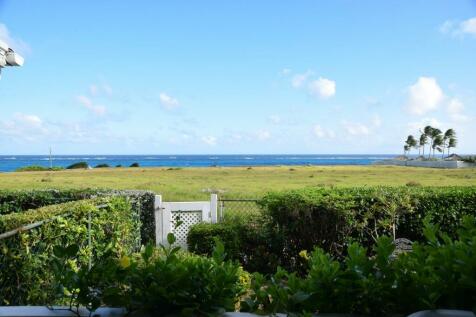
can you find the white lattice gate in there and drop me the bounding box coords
[154,194,218,249]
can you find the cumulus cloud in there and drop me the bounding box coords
[312,125,335,139]
[407,117,442,133]
[159,93,180,110]
[342,121,370,136]
[257,129,271,141]
[201,136,217,146]
[0,113,49,141]
[0,23,30,55]
[440,17,476,38]
[447,98,470,123]
[291,71,313,88]
[77,95,107,116]
[405,77,444,115]
[308,77,336,99]
[268,115,281,124]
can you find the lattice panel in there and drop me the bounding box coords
[171,210,203,249]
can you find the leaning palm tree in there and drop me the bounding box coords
[447,137,457,157]
[430,128,442,158]
[403,145,410,157]
[442,129,456,158]
[423,125,434,159]
[404,135,417,157]
[419,133,427,158]
[432,134,444,158]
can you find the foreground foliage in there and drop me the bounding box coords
[241,216,476,316]
[53,235,247,317]
[0,197,140,305]
[189,186,476,273]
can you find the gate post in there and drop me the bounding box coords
[154,195,162,246]
[210,194,218,223]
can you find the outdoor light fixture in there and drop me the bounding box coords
[0,39,24,79]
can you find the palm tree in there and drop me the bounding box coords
[404,135,417,157]
[429,128,442,158]
[403,145,410,157]
[423,125,434,159]
[419,133,427,158]
[442,129,456,158]
[432,134,444,158]
[447,137,457,157]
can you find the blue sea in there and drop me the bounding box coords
[0,155,397,172]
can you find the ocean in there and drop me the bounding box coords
[0,155,397,172]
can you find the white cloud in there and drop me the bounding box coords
[308,77,336,99]
[257,129,271,141]
[343,121,370,136]
[77,95,107,116]
[201,136,217,146]
[447,98,470,123]
[268,115,281,124]
[291,71,313,88]
[0,23,30,55]
[407,117,442,133]
[159,93,180,109]
[280,68,292,76]
[405,77,444,115]
[0,113,49,141]
[440,17,476,38]
[371,114,382,128]
[312,125,335,139]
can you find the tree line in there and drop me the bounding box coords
[404,126,457,159]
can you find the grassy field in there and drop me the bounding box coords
[1,165,475,200]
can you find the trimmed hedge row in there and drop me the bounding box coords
[188,186,476,273]
[0,189,96,215]
[0,197,141,305]
[0,189,156,244]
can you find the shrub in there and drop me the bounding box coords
[130,162,140,167]
[0,197,141,305]
[94,163,110,168]
[260,187,476,269]
[0,189,156,244]
[0,189,97,215]
[66,161,89,169]
[189,186,476,273]
[115,164,122,167]
[15,165,64,172]
[188,215,281,274]
[241,216,476,316]
[53,237,246,316]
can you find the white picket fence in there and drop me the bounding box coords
[154,194,218,249]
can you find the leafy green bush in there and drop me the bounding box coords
[188,214,281,274]
[260,186,476,270]
[0,189,96,215]
[130,162,140,167]
[66,161,89,169]
[53,236,247,316]
[0,197,141,305]
[189,187,476,273]
[15,165,64,172]
[0,189,156,244]
[241,216,476,316]
[94,163,110,168]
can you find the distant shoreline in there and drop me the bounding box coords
[0,154,399,172]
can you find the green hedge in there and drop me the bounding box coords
[0,189,96,215]
[188,186,476,273]
[241,217,476,315]
[0,189,156,244]
[0,197,141,305]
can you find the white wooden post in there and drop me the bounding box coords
[154,195,162,246]
[210,194,218,223]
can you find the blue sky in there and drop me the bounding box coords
[0,0,475,154]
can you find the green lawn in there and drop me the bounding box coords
[1,165,475,200]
